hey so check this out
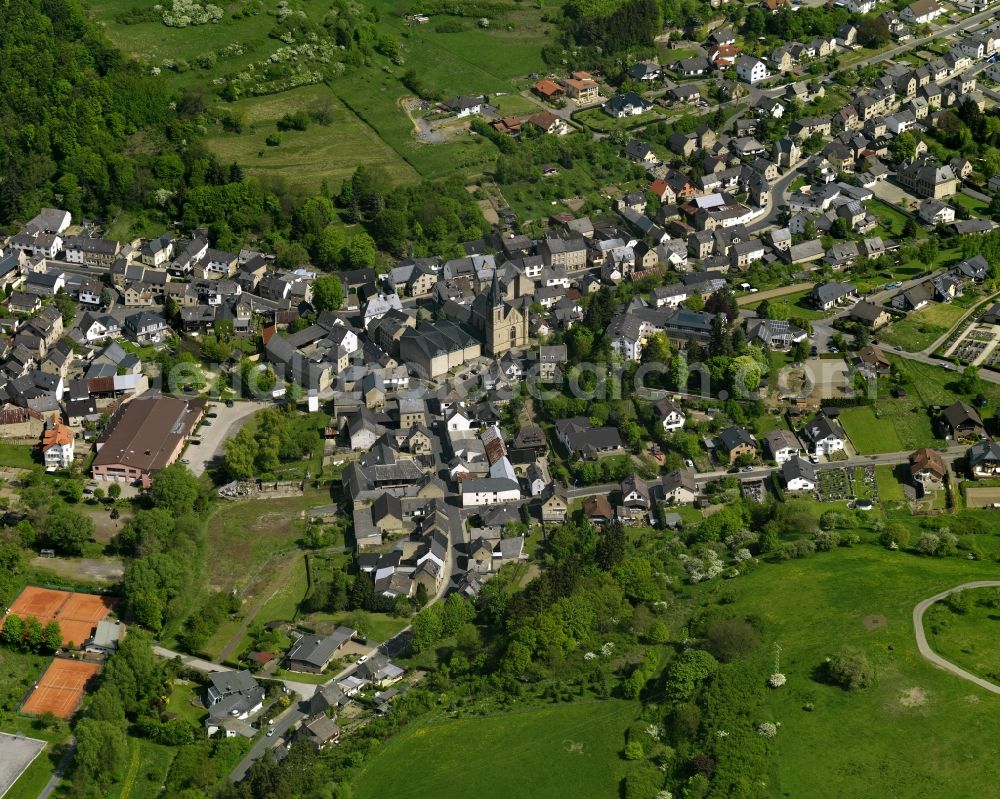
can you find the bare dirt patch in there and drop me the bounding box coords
[965,487,1000,509]
[84,506,131,544]
[30,556,124,584]
[898,686,927,708]
[863,614,887,631]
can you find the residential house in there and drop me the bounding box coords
[654,398,686,432]
[856,344,891,377]
[782,456,817,491]
[41,418,75,468]
[285,627,357,674]
[564,76,599,103]
[909,447,947,494]
[811,282,858,310]
[802,411,846,457]
[966,440,1000,477]
[918,199,955,225]
[658,468,698,505]
[764,429,801,464]
[941,400,985,440]
[123,311,169,344]
[205,671,265,737]
[737,56,770,84]
[554,416,625,458]
[902,0,944,24]
[583,494,614,525]
[850,300,892,329]
[716,426,757,463]
[604,92,649,118]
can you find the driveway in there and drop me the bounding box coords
[183,400,267,475]
[913,581,1000,696]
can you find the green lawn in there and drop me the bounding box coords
[574,107,664,133]
[695,546,1000,798]
[875,465,906,501]
[300,609,409,644]
[880,302,967,352]
[353,700,641,799]
[951,192,988,218]
[840,407,904,454]
[742,290,828,320]
[0,441,36,469]
[4,743,58,799]
[166,681,206,726]
[926,588,1000,683]
[867,199,909,236]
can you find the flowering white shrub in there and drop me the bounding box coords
[600,642,614,657]
[768,673,786,688]
[162,0,222,26]
[150,66,161,76]
[583,651,596,661]
[758,722,778,738]
[656,792,673,799]
[734,548,752,563]
[716,729,729,738]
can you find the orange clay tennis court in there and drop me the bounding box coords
[21,658,101,718]
[6,587,115,648]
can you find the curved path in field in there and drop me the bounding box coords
[912,581,1000,696]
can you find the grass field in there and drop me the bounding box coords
[875,465,906,501]
[205,486,330,592]
[204,85,419,194]
[0,441,36,469]
[301,609,409,644]
[92,0,549,185]
[743,290,828,320]
[840,406,905,454]
[867,199,909,236]
[352,700,641,799]
[950,192,988,218]
[3,742,58,799]
[925,587,1000,684]
[880,302,967,352]
[697,546,1000,798]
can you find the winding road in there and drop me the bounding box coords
[912,581,1000,696]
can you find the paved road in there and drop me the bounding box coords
[913,581,1000,696]
[229,701,305,783]
[184,400,266,476]
[37,739,74,799]
[564,445,969,497]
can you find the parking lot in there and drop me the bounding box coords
[182,400,267,475]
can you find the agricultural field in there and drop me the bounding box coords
[698,546,1000,798]
[924,587,1000,684]
[90,0,551,185]
[203,85,419,194]
[840,406,905,454]
[879,302,967,352]
[352,700,641,799]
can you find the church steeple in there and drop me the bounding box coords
[490,268,503,308]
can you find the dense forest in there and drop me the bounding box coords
[0,0,180,224]
[0,0,487,266]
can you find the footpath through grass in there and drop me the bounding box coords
[696,545,1000,798]
[352,699,640,799]
[925,587,1000,684]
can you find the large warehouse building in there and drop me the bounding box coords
[91,394,205,484]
